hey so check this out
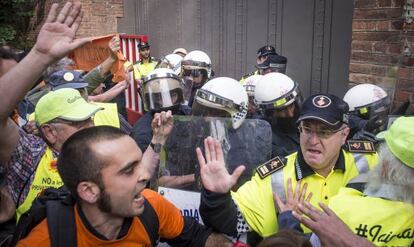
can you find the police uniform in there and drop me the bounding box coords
[133,41,158,80]
[200,93,378,240]
[239,45,276,83]
[133,57,158,80]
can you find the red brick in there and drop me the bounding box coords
[393,0,405,7]
[353,31,399,41]
[394,90,412,101]
[373,43,402,54]
[352,41,373,51]
[353,8,402,20]
[353,21,377,30]
[354,0,377,8]
[349,63,372,74]
[399,67,413,79]
[372,65,387,76]
[349,73,397,84]
[391,20,404,30]
[378,0,392,7]
[376,20,390,31]
[396,79,414,92]
[352,52,400,64]
[401,57,414,67]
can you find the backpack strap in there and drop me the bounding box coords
[137,199,159,246]
[46,195,76,247]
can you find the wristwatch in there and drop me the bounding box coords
[149,142,162,153]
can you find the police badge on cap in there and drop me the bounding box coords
[297,93,349,128]
[312,95,332,108]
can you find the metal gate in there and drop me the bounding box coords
[118,0,354,98]
[119,34,147,124]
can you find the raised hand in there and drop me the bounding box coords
[151,110,174,145]
[197,136,245,193]
[108,36,120,58]
[273,178,312,213]
[33,2,91,63]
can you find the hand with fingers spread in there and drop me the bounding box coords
[273,178,312,213]
[151,110,174,145]
[293,202,374,247]
[197,137,245,193]
[34,2,91,63]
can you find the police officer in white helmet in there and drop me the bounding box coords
[255,72,302,157]
[343,83,390,142]
[180,50,213,107]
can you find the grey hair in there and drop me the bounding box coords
[42,57,75,82]
[364,143,414,204]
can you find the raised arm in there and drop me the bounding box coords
[140,111,174,177]
[0,2,91,162]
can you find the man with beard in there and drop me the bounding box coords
[133,41,158,82]
[254,72,302,157]
[17,126,233,246]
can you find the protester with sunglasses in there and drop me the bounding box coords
[198,93,379,246]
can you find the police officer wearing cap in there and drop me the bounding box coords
[198,93,378,245]
[133,41,158,82]
[239,45,278,83]
[256,53,287,75]
[294,116,414,247]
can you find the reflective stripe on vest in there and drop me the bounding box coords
[271,169,285,200]
[16,146,63,221]
[352,153,369,174]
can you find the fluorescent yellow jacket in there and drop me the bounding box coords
[92,102,120,128]
[133,59,157,80]
[329,187,414,247]
[16,146,63,221]
[231,150,378,237]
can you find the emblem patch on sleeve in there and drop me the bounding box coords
[347,140,376,153]
[256,156,286,179]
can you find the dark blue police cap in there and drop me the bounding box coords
[297,93,349,129]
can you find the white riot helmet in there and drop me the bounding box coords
[254,72,300,111]
[142,68,185,112]
[192,77,248,129]
[156,53,183,75]
[343,84,390,129]
[240,74,263,97]
[343,83,389,113]
[181,50,212,79]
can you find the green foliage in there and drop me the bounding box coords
[0,0,45,49]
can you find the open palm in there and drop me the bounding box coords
[34,2,90,62]
[197,137,245,193]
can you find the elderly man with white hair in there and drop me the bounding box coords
[293,116,414,247]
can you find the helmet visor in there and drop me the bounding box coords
[194,89,245,113]
[143,77,184,111]
[257,86,299,110]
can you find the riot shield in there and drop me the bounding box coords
[156,116,272,224]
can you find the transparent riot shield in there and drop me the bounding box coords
[156,115,272,225]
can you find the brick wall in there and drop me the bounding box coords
[350,0,414,111]
[28,0,124,41]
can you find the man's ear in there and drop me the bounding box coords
[77,182,101,204]
[40,124,58,145]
